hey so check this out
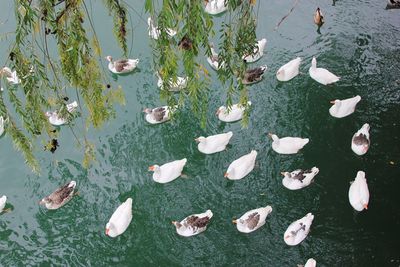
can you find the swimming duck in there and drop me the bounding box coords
[224,150,257,180]
[39,181,77,210]
[386,0,400,9]
[302,258,317,267]
[233,206,272,233]
[105,198,133,238]
[178,35,193,51]
[351,123,370,155]
[147,17,177,40]
[348,171,369,211]
[143,106,176,124]
[0,195,7,213]
[1,67,20,84]
[216,101,251,123]
[106,56,139,74]
[207,43,225,70]
[195,131,233,154]
[276,57,302,82]
[157,73,188,92]
[204,0,227,15]
[309,57,340,85]
[329,95,361,118]
[281,167,319,190]
[149,158,187,183]
[242,38,267,63]
[172,210,213,237]
[242,65,267,85]
[284,213,314,246]
[314,7,324,26]
[0,116,5,136]
[269,133,309,154]
[45,101,78,126]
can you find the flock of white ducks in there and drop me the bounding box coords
[0,3,376,266]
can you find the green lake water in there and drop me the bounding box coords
[1,1,400,266]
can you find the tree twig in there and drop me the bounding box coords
[273,0,299,31]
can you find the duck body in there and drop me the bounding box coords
[106,198,133,238]
[386,0,400,9]
[234,206,272,233]
[217,101,251,122]
[1,67,20,84]
[329,95,361,118]
[173,210,213,237]
[242,38,267,63]
[351,123,370,155]
[0,116,5,136]
[149,158,187,183]
[314,7,324,26]
[270,134,309,154]
[276,57,301,81]
[157,74,188,92]
[349,171,369,211]
[225,150,257,180]
[204,0,227,15]
[0,195,6,212]
[45,101,78,126]
[309,57,340,85]
[39,181,77,210]
[144,106,175,124]
[106,56,139,74]
[147,17,177,40]
[196,131,233,154]
[207,44,225,70]
[304,258,317,267]
[284,213,314,246]
[282,167,319,190]
[242,65,267,85]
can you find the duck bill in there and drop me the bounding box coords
[148,165,155,171]
[105,228,110,236]
[363,204,368,210]
[194,138,200,143]
[232,219,237,224]
[171,221,177,225]
[280,172,286,176]
[330,100,336,104]
[224,172,229,178]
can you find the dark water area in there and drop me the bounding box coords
[0,1,399,266]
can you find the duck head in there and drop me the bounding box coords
[105,56,113,63]
[195,137,206,143]
[330,99,341,106]
[172,221,182,229]
[148,165,160,172]
[215,107,224,116]
[311,57,317,69]
[39,197,52,208]
[268,133,279,142]
[105,222,116,236]
[143,108,152,114]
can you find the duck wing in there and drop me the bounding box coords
[186,215,211,228]
[245,212,260,230]
[48,182,75,205]
[290,170,306,182]
[152,107,167,121]
[114,59,130,72]
[353,134,369,146]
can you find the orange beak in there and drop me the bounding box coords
[224,172,229,178]
[171,221,176,225]
[232,219,237,224]
[284,235,290,239]
[148,165,155,171]
[363,204,368,210]
[105,228,110,236]
[280,172,286,176]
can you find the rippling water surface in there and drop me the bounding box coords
[1,1,399,266]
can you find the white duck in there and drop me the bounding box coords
[45,101,78,126]
[0,116,5,136]
[309,57,340,85]
[242,38,267,63]
[105,198,133,238]
[216,101,251,122]
[348,171,369,211]
[207,43,225,70]
[0,195,8,213]
[204,0,227,15]
[172,210,213,237]
[224,150,257,180]
[195,131,233,154]
[143,106,175,124]
[303,258,317,267]
[149,158,187,183]
[276,57,302,82]
[39,181,77,210]
[157,73,188,92]
[352,123,370,155]
[281,167,319,190]
[269,133,309,154]
[147,17,177,40]
[329,95,361,118]
[106,56,139,74]
[233,206,272,233]
[1,67,20,84]
[284,213,314,246]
